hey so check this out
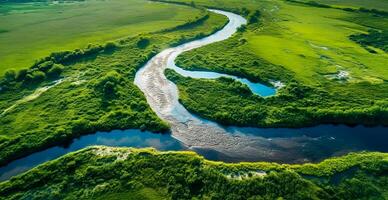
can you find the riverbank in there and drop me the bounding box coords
[1,146,387,199]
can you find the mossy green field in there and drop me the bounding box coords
[0,0,203,74]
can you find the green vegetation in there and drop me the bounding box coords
[166,69,388,127]
[0,2,228,166]
[285,0,388,17]
[350,30,388,53]
[1,1,387,199]
[295,0,388,12]
[0,146,387,199]
[175,34,292,87]
[94,188,169,200]
[0,0,206,75]
[162,0,388,127]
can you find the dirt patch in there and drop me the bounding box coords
[92,146,132,161]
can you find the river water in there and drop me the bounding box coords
[1,10,387,181]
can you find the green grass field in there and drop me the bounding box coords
[301,0,388,11]
[247,0,388,85]
[0,0,204,75]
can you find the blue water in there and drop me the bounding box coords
[1,125,388,181]
[167,45,277,97]
[0,130,184,181]
[169,65,277,97]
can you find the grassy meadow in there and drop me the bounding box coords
[247,0,388,84]
[300,0,388,11]
[0,0,204,75]
[171,0,388,84]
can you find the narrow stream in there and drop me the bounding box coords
[1,9,387,182]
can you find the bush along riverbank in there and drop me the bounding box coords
[0,9,229,166]
[0,147,387,200]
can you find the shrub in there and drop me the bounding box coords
[248,10,261,24]
[38,61,54,72]
[137,37,150,49]
[104,42,117,50]
[47,64,64,78]
[4,69,16,82]
[95,71,122,99]
[25,70,46,84]
[103,81,116,97]
[237,25,247,32]
[15,69,28,81]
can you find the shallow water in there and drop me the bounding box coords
[1,9,387,181]
[1,124,387,181]
[167,47,276,97]
[0,130,184,181]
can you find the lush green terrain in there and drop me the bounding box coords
[350,29,388,53]
[0,146,387,199]
[0,1,387,199]
[297,0,388,11]
[163,0,388,127]
[0,1,228,165]
[0,0,205,74]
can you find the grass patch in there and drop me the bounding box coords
[245,1,388,84]
[93,188,168,200]
[0,0,205,75]
[296,0,388,12]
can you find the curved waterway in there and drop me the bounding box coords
[1,10,388,181]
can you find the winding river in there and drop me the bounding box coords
[1,10,388,181]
